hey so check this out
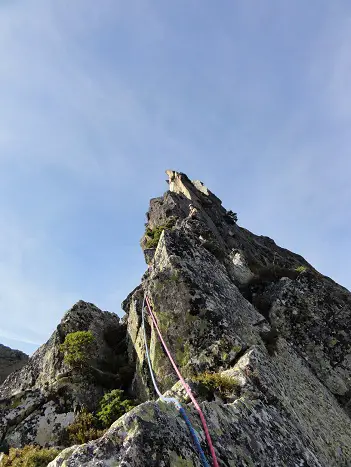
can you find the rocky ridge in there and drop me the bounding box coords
[1,170,350,466]
[0,344,28,385]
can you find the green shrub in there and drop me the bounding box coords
[60,331,96,368]
[192,372,240,397]
[225,210,238,224]
[63,410,104,445]
[295,265,307,273]
[144,218,176,249]
[97,389,136,427]
[1,445,60,467]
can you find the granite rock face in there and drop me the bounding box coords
[49,170,351,466]
[48,342,351,467]
[0,344,28,385]
[2,170,351,466]
[0,301,129,449]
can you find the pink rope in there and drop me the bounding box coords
[145,296,219,467]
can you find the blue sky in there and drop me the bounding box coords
[0,0,350,355]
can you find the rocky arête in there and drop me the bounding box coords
[1,170,350,466]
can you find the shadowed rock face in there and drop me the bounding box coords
[0,345,28,385]
[3,170,351,466]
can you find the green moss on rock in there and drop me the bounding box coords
[176,342,191,368]
[144,218,176,249]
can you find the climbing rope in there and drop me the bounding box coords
[141,297,210,467]
[144,295,219,467]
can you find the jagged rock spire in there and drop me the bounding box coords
[2,171,351,466]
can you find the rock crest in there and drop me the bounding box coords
[1,170,350,466]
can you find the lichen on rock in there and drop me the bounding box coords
[1,170,351,466]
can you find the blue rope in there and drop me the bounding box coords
[178,406,211,467]
[141,297,210,467]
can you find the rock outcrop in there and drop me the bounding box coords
[0,301,129,449]
[0,344,28,385]
[48,170,351,466]
[2,170,351,466]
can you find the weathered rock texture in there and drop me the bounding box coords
[3,170,351,466]
[0,301,129,449]
[0,344,28,385]
[46,170,351,466]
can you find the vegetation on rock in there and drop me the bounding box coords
[60,330,96,367]
[97,389,136,427]
[295,265,307,273]
[224,210,238,224]
[62,410,104,445]
[1,445,60,467]
[2,171,351,466]
[176,342,190,368]
[60,389,136,446]
[192,372,241,398]
[144,217,176,249]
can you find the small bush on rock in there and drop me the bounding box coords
[60,330,96,368]
[97,389,136,427]
[63,410,104,445]
[192,372,240,398]
[1,445,60,467]
[224,210,238,224]
[295,265,307,273]
[144,218,176,249]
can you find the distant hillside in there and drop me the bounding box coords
[0,343,28,384]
